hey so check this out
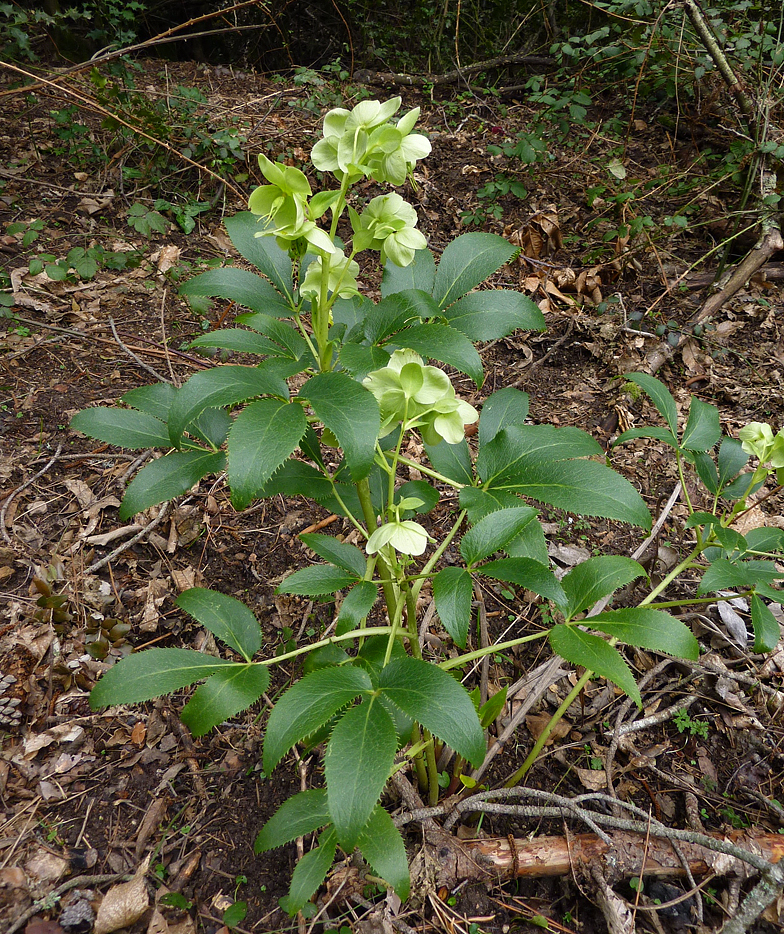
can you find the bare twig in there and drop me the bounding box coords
[109,316,170,383]
[0,444,62,545]
[86,502,171,573]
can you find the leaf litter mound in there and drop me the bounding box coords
[1,60,784,934]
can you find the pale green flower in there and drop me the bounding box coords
[739,422,775,461]
[299,251,360,300]
[352,194,427,267]
[366,518,429,556]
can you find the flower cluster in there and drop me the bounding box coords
[739,422,784,482]
[363,349,479,446]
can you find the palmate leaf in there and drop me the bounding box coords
[549,626,641,706]
[119,450,226,520]
[176,588,262,660]
[460,506,538,566]
[389,322,483,387]
[443,289,545,341]
[181,663,270,736]
[358,805,410,901]
[478,387,530,449]
[180,267,293,317]
[303,372,380,481]
[71,407,171,450]
[379,657,485,767]
[558,556,647,620]
[325,697,397,852]
[263,666,373,773]
[299,533,367,578]
[89,648,239,709]
[254,790,330,854]
[433,567,473,647]
[227,399,307,509]
[279,827,338,916]
[432,232,517,310]
[587,608,699,659]
[224,212,294,299]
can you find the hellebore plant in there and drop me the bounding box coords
[71,99,784,914]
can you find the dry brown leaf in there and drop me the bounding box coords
[94,857,150,934]
[525,713,571,743]
[574,766,608,791]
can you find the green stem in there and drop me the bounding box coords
[394,453,467,489]
[258,626,394,666]
[412,509,467,604]
[439,631,549,671]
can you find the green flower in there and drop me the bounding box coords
[364,108,432,185]
[352,193,427,267]
[739,422,775,462]
[363,349,478,444]
[299,251,360,300]
[366,518,429,556]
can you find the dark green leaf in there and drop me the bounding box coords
[90,648,239,709]
[395,480,439,516]
[228,399,307,509]
[234,313,310,361]
[478,388,530,449]
[381,247,436,296]
[433,567,473,647]
[326,698,397,852]
[558,556,646,619]
[339,342,391,380]
[263,667,373,772]
[624,373,678,435]
[254,790,330,853]
[443,290,544,340]
[478,557,566,605]
[281,827,337,915]
[588,608,699,659]
[189,328,287,357]
[222,903,247,928]
[336,582,378,635]
[698,559,784,595]
[121,383,176,420]
[256,460,334,502]
[388,323,483,387]
[478,425,603,484]
[180,268,292,317]
[692,452,719,494]
[357,806,410,900]
[71,408,170,450]
[189,406,231,448]
[300,533,367,578]
[379,658,485,767]
[505,517,549,564]
[745,528,784,556]
[717,437,749,487]
[425,438,474,485]
[614,426,678,449]
[365,290,440,343]
[225,212,294,298]
[278,564,360,596]
[120,450,226,520]
[549,626,640,706]
[181,663,270,736]
[303,373,380,481]
[169,364,290,447]
[460,506,537,566]
[751,595,780,653]
[681,398,721,452]
[459,487,523,523]
[432,233,517,309]
[176,588,262,660]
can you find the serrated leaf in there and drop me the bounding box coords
[224,212,294,298]
[587,608,699,659]
[433,567,473,647]
[189,328,288,357]
[424,437,474,485]
[278,564,360,595]
[549,626,640,706]
[381,247,436,296]
[478,388,530,449]
[263,667,373,772]
[745,528,784,556]
[698,559,784,594]
[379,658,485,767]
[339,342,391,380]
[559,556,646,619]
[121,383,176,420]
[443,290,545,340]
[681,397,721,452]
[169,364,290,447]
[614,426,679,449]
[459,487,523,523]
[365,289,440,343]
[90,648,238,709]
[751,595,781,653]
[188,406,231,448]
[256,459,333,501]
[478,425,602,482]
[432,233,517,309]
[505,517,549,564]
[326,698,397,852]
[71,408,170,449]
[336,581,379,635]
[299,533,367,578]
[624,373,678,435]
[303,373,380,481]
[180,268,292,317]
[119,450,226,520]
[181,663,270,736]
[281,827,337,915]
[478,557,566,605]
[234,312,310,361]
[176,588,262,660]
[460,506,537,566]
[388,323,483,387]
[254,790,330,853]
[357,806,410,900]
[228,399,307,509]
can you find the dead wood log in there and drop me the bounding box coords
[423,828,784,887]
[352,54,554,90]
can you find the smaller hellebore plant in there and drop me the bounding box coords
[71,99,784,914]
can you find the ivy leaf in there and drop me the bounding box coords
[254,790,330,853]
[558,556,647,619]
[443,289,545,340]
[303,373,380,481]
[181,663,270,736]
[228,399,307,509]
[90,648,239,709]
[326,698,397,852]
[432,232,517,309]
[549,626,641,706]
[263,667,373,773]
[120,450,226,520]
[176,588,262,660]
[433,567,473,648]
[357,806,410,901]
[70,408,170,450]
[379,658,485,767]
